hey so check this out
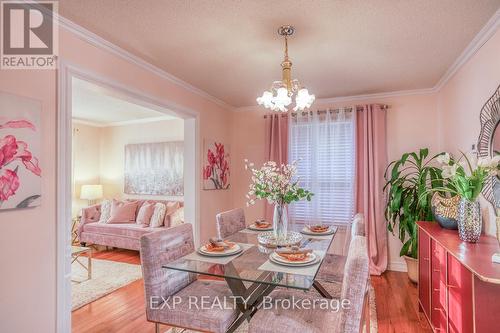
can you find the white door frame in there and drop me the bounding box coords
[57,60,201,332]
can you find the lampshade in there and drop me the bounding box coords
[80,185,103,200]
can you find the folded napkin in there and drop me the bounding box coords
[206,238,234,252]
[306,224,330,233]
[255,219,270,228]
[275,246,313,255]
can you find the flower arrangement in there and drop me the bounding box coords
[0,120,41,205]
[203,142,230,189]
[244,160,313,206]
[434,152,499,201]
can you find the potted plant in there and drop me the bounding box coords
[384,148,444,283]
[431,152,499,242]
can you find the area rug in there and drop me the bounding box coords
[164,282,378,333]
[71,258,142,310]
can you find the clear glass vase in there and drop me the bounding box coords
[273,203,288,241]
[457,197,481,243]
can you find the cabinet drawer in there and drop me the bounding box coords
[418,228,431,318]
[431,241,447,330]
[447,254,473,333]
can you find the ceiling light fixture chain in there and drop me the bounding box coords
[257,25,315,112]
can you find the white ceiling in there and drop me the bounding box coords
[60,0,500,107]
[72,77,179,126]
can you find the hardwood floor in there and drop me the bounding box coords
[72,249,431,333]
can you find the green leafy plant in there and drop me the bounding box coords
[384,149,444,259]
[430,152,500,201]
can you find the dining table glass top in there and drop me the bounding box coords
[163,226,346,291]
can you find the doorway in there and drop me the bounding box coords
[57,61,200,332]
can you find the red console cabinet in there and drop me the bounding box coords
[417,222,500,333]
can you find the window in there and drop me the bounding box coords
[289,110,355,225]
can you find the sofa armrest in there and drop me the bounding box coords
[77,204,101,238]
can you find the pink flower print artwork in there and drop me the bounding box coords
[203,140,230,190]
[0,92,42,210]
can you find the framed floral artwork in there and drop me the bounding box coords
[0,91,42,210]
[202,140,230,190]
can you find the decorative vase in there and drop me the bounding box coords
[273,203,288,241]
[457,197,482,243]
[431,192,459,229]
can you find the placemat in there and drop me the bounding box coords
[258,250,326,277]
[183,243,254,265]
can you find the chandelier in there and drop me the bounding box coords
[257,25,315,112]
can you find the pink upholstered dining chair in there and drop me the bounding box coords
[140,224,239,333]
[216,208,247,239]
[248,235,370,333]
[317,213,366,283]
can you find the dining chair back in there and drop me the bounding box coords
[216,207,246,239]
[140,224,196,323]
[343,213,365,255]
[337,235,370,333]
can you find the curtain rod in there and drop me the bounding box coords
[262,104,390,118]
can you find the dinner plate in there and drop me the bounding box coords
[198,243,242,257]
[247,223,273,231]
[300,226,335,236]
[269,251,320,267]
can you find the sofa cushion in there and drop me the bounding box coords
[108,199,138,223]
[83,222,154,239]
[136,202,155,225]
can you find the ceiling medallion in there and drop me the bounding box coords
[257,25,315,112]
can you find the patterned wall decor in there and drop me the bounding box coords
[202,140,230,190]
[0,91,42,210]
[124,142,183,196]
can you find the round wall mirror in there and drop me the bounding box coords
[478,84,500,209]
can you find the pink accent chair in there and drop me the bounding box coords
[216,208,246,239]
[140,223,239,333]
[248,236,370,333]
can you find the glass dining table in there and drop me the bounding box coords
[164,226,347,333]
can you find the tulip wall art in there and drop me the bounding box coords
[0,91,42,210]
[202,140,230,190]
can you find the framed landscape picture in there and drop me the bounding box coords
[0,91,42,210]
[202,139,230,190]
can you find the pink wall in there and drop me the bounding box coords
[0,26,233,332]
[439,29,500,154]
[437,28,500,234]
[0,70,57,332]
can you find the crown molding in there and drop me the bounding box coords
[72,115,177,127]
[434,8,500,91]
[56,15,233,111]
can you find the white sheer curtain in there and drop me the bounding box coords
[289,108,356,226]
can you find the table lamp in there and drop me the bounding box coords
[80,184,103,206]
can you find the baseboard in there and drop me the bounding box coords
[387,261,407,272]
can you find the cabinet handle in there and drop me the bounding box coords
[433,269,441,272]
[447,284,459,289]
[433,288,440,292]
[423,257,430,261]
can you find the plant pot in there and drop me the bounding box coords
[403,255,418,284]
[457,197,481,243]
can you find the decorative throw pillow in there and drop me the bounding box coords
[150,202,166,228]
[163,201,182,226]
[98,199,112,224]
[107,199,138,224]
[136,202,155,226]
[169,206,184,227]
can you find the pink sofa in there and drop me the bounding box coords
[77,199,183,251]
